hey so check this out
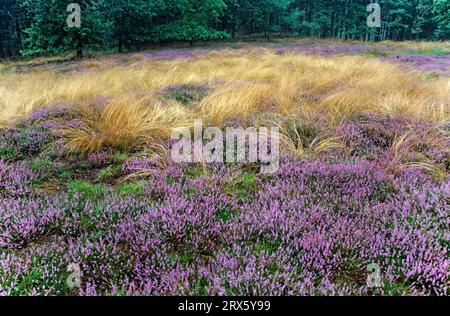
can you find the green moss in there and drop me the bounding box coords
[29,158,53,172]
[97,165,121,180]
[240,172,258,189]
[68,180,106,198]
[165,177,176,185]
[113,152,130,163]
[266,262,278,273]
[0,146,17,161]
[215,207,238,222]
[185,164,208,178]
[224,172,259,202]
[98,168,113,179]
[381,280,411,295]
[115,181,144,195]
[254,239,281,254]
[179,251,194,265]
[194,277,209,296]
[183,187,198,199]
[59,170,72,179]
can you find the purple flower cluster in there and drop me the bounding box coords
[0,161,35,198]
[275,42,377,56]
[121,43,450,76]
[0,156,448,296]
[122,156,163,174]
[0,127,52,159]
[0,106,83,161]
[87,151,112,168]
[338,114,449,165]
[137,48,213,61]
[383,54,450,76]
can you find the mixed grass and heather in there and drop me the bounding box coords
[0,40,449,296]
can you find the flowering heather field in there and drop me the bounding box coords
[0,40,449,296]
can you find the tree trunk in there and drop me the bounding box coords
[13,16,22,52]
[76,48,83,59]
[0,40,4,59]
[0,27,4,59]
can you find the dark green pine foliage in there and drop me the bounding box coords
[156,0,228,45]
[1,0,449,58]
[97,0,163,52]
[19,0,103,58]
[0,0,28,58]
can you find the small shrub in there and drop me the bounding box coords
[97,168,114,180]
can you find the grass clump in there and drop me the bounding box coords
[1,43,448,155]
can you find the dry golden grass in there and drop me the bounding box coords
[62,97,191,153]
[1,42,449,153]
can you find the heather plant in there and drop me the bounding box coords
[0,41,449,297]
[383,54,450,76]
[338,114,447,160]
[0,157,448,296]
[0,161,35,198]
[122,156,160,174]
[27,158,59,185]
[59,170,72,180]
[160,83,212,106]
[0,126,53,160]
[87,151,112,168]
[0,106,83,162]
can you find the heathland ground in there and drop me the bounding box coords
[0,39,448,295]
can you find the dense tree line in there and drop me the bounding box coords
[0,0,449,59]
